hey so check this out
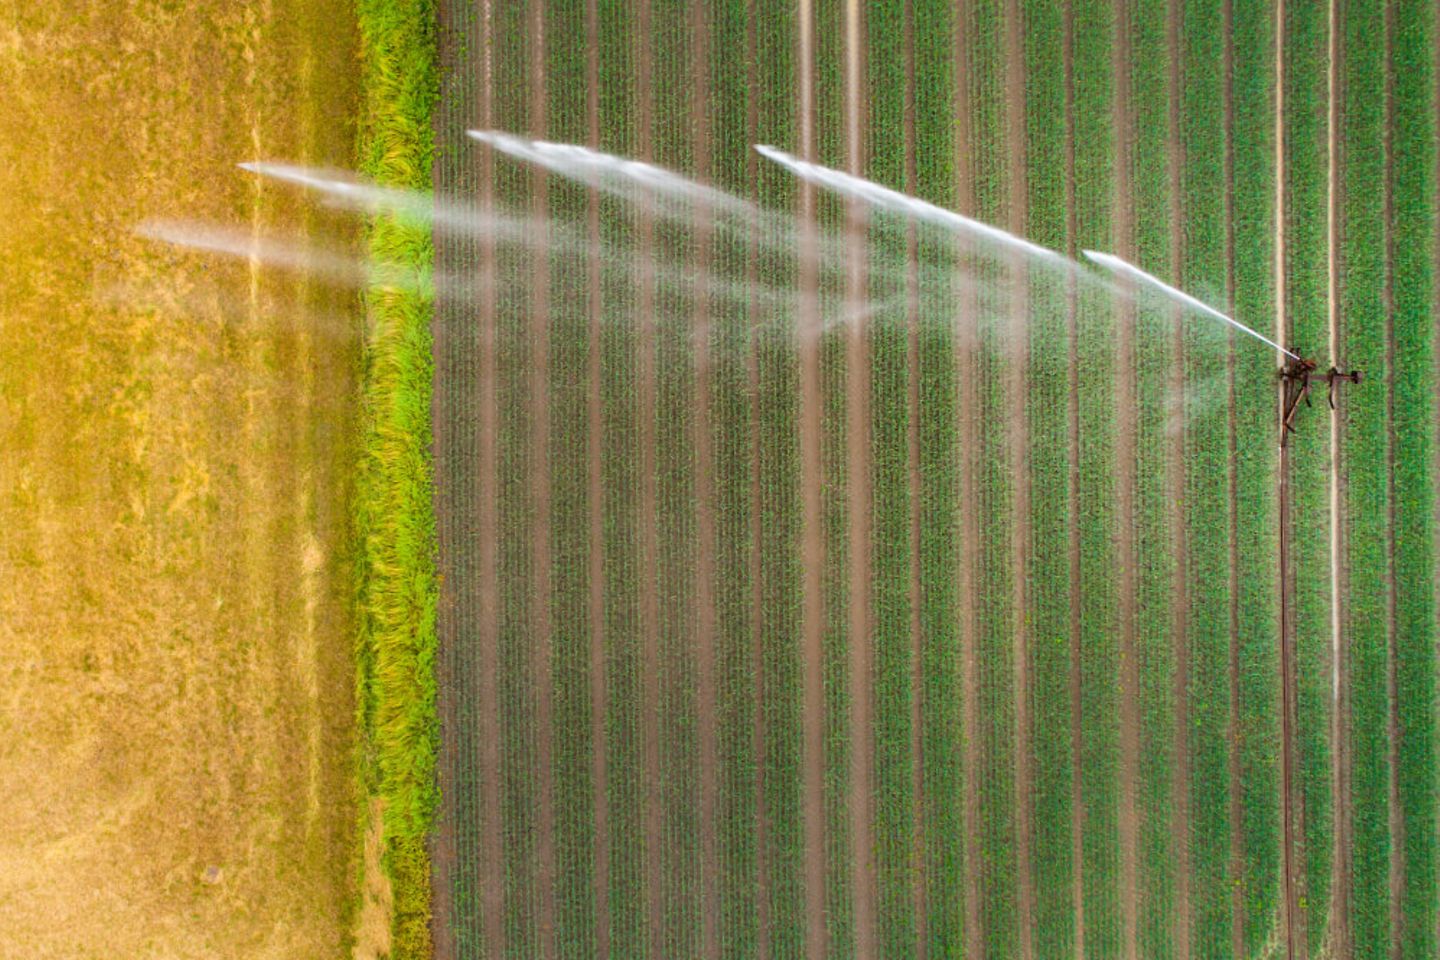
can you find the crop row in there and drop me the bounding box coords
[1282,0,1335,951]
[1231,1,1284,954]
[1178,0,1237,955]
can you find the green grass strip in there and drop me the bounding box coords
[1232,0,1283,952]
[1282,0,1335,946]
[1178,0,1233,953]
[352,1,439,958]
[1390,0,1437,952]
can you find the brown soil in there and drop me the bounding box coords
[634,4,665,955]
[1063,4,1087,955]
[954,4,984,954]
[746,5,771,954]
[690,6,721,958]
[0,2,360,957]
[528,5,558,956]
[1272,7,1304,959]
[796,3,829,958]
[1005,1,1036,957]
[585,0,611,954]
[844,1,878,955]
[1113,2,1141,957]
[1222,4,1247,953]
[902,3,927,953]
[1325,0,1352,949]
[354,799,397,960]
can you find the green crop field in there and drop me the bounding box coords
[346,0,1440,956]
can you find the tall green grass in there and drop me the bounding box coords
[352,1,439,958]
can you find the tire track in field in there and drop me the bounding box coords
[1325,0,1352,949]
[901,2,926,952]
[1004,2,1035,958]
[953,4,983,954]
[796,1,828,956]
[1062,6,1086,955]
[690,6,720,957]
[633,4,664,953]
[1165,0,1192,954]
[1113,2,1141,957]
[1221,5,1247,953]
[1273,5,1304,957]
[843,1,877,956]
[526,6,557,956]
[584,1,610,953]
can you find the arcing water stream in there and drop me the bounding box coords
[138,131,1281,430]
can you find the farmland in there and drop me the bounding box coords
[421,0,1438,958]
[0,0,364,957]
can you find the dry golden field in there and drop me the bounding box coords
[0,2,365,957]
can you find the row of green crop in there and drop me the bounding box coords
[1179,0,1236,955]
[1021,0,1077,954]
[1387,0,1437,955]
[1339,0,1391,954]
[911,2,967,956]
[352,1,438,958]
[865,3,917,957]
[1073,0,1123,954]
[1231,0,1284,954]
[1282,0,1335,951]
[1127,0,1181,955]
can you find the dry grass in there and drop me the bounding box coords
[0,1,362,957]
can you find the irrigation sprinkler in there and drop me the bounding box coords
[1081,249,1363,445]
